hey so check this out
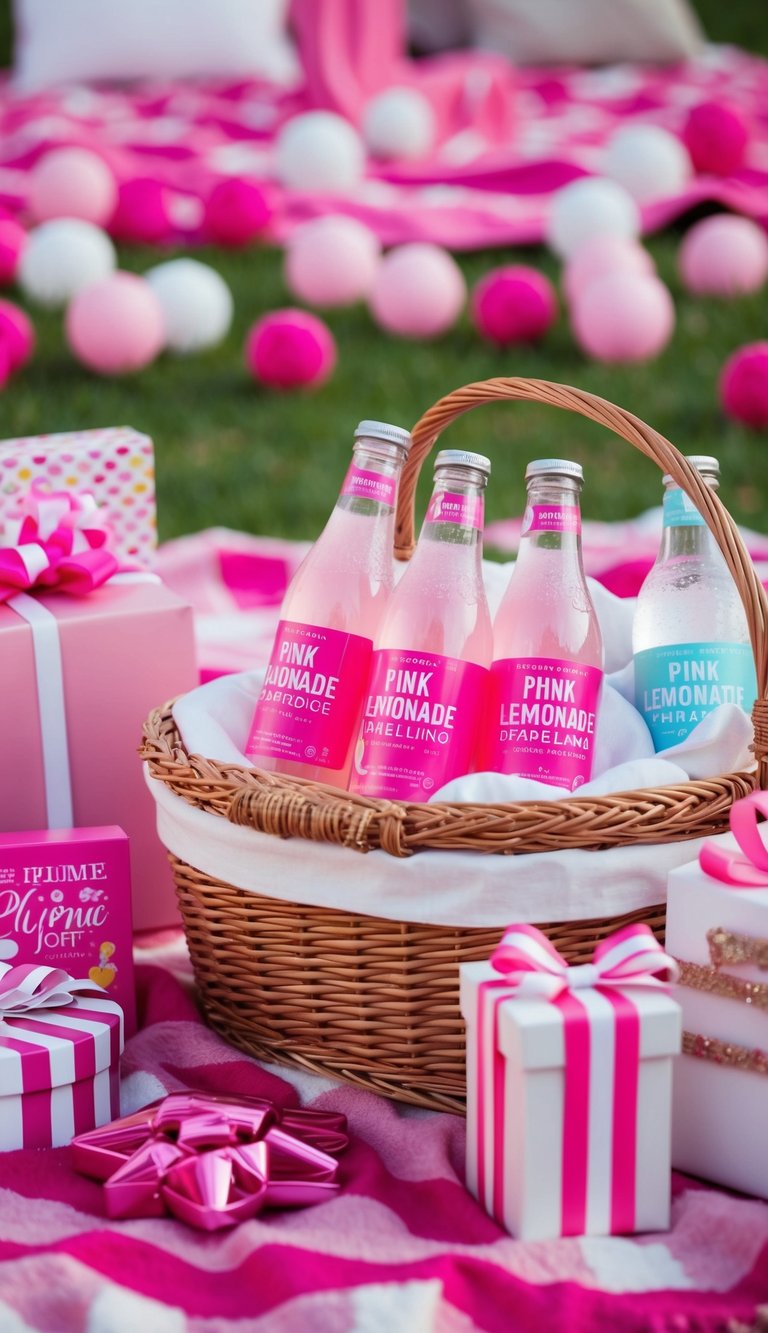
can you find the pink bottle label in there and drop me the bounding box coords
[486,656,602,791]
[521,504,581,535]
[246,619,372,768]
[341,465,397,508]
[426,490,484,530]
[352,648,488,800]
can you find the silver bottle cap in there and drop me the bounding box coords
[662,454,720,486]
[525,458,583,482]
[434,449,492,476]
[355,420,412,452]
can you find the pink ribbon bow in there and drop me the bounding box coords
[72,1091,349,1231]
[0,487,119,602]
[0,961,107,1018]
[699,791,768,888]
[490,921,679,993]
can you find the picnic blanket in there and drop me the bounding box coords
[0,950,766,1331]
[0,32,768,250]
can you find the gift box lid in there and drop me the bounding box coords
[0,993,123,1096]
[497,988,681,1070]
[667,857,768,983]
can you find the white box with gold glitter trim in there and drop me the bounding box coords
[666,857,768,1199]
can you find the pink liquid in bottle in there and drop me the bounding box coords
[484,458,603,792]
[245,420,412,787]
[350,450,493,801]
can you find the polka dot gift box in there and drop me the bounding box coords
[0,426,156,566]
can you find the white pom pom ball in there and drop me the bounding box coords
[275,112,365,194]
[362,86,436,162]
[369,243,466,339]
[603,124,692,203]
[145,257,234,354]
[18,218,116,309]
[546,177,641,261]
[285,215,381,308]
[28,147,118,226]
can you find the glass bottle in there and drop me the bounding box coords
[245,419,412,787]
[632,455,756,750]
[483,458,603,791]
[349,449,493,801]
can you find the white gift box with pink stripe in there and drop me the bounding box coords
[460,925,681,1241]
[0,991,123,1149]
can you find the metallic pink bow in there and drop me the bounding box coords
[699,791,768,888]
[0,487,119,602]
[491,922,678,997]
[0,961,107,1018]
[71,1091,349,1231]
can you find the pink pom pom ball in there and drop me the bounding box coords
[0,338,12,390]
[720,342,768,429]
[285,215,380,309]
[111,179,172,244]
[0,299,34,373]
[0,218,27,284]
[679,214,768,298]
[683,101,750,176]
[563,235,655,306]
[245,309,336,391]
[571,270,674,364]
[205,178,271,247]
[28,148,117,227]
[369,243,465,339]
[65,272,165,375]
[471,265,556,346]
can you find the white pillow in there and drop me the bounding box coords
[12,0,300,92]
[467,0,704,64]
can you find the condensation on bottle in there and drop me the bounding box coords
[632,455,756,751]
[349,448,493,801]
[245,419,412,788]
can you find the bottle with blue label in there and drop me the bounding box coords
[632,455,757,751]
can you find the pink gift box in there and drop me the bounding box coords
[0,427,156,567]
[0,991,123,1149]
[0,581,197,931]
[0,827,136,1036]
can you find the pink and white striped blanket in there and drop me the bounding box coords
[0,949,765,1332]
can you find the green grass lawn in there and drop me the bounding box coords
[0,0,765,548]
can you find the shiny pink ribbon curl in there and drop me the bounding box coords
[71,1091,349,1231]
[699,791,768,888]
[0,961,107,1018]
[0,487,119,602]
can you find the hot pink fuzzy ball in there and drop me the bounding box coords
[0,299,34,373]
[66,272,165,375]
[683,101,750,176]
[720,342,768,429]
[205,179,271,247]
[111,179,172,244]
[563,235,655,306]
[471,265,556,345]
[0,218,27,284]
[571,270,675,364]
[28,148,117,227]
[246,309,336,391]
[369,243,466,339]
[679,214,768,297]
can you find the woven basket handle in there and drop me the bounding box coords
[395,376,768,784]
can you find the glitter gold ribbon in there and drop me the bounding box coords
[707,927,768,971]
[682,1030,768,1078]
[678,959,768,1011]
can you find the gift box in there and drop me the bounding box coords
[0,964,123,1150]
[460,924,681,1241]
[0,827,136,1036]
[0,427,156,567]
[0,581,197,931]
[667,792,768,1198]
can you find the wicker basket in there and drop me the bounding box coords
[142,378,768,1114]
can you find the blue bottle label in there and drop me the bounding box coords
[634,642,756,750]
[663,488,705,528]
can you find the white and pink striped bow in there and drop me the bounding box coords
[490,922,679,998]
[0,486,119,602]
[0,961,106,1018]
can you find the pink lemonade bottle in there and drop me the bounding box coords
[245,420,412,787]
[484,458,603,792]
[350,449,493,801]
